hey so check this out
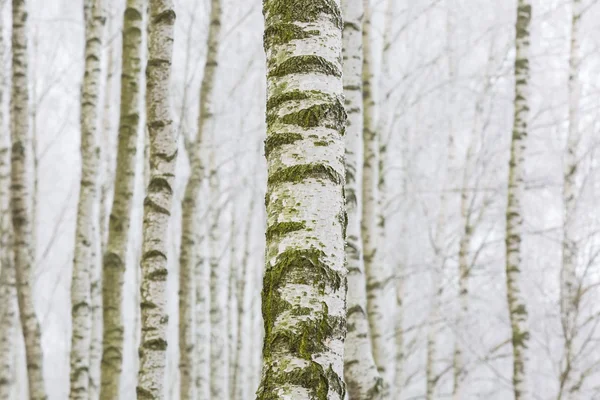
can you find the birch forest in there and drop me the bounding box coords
[3,0,600,399]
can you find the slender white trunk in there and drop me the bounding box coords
[257,1,347,398]
[70,1,106,398]
[136,0,177,397]
[505,1,532,398]
[0,5,15,398]
[194,220,210,399]
[0,128,15,400]
[361,0,391,390]
[11,1,47,398]
[100,1,144,398]
[0,255,15,400]
[378,0,396,391]
[90,10,116,400]
[179,1,222,397]
[559,1,582,398]
[232,194,255,400]
[342,0,383,398]
[228,210,238,398]
[209,144,228,398]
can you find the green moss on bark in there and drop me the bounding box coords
[268,163,343,186]
[267,90,332,111]
[264,23,319,47]
[279,101,346,132]
[256,361,345,400]
[269,55,342,78]
[264,132,303,157]
[266,221,306,241]
[263,0,343,30]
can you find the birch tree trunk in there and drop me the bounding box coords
[228,210,238,398]
[505,1,532,398]
[0,5,15,398]
[70,1,106,397]
[342,0,383,397]
[232,193,255,400]
[453,123,476,400]
[257,1,348,398]
[11,1,47,398]
[209,142,228,398]
[100,1,144,398]
[136,1,177,397]
[361,0,390,389]
[0,162,15,400]
[179,0,222,397]
[559,1,582,398]
[0,252,15,400]
[377,0,396,390]
[90,9,116,400]
[194,221,209,399]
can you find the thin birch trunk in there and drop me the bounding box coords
[90,8,116,400]
[179,1,222,397]
[136,1,177,397]
[194,219,209,399]
[0,253,15,400]
[228,209,238,398]
[70,1,106,397]
[100,1,144,398]
[452,123,476,400]
[11,1,47,398]
[559,1,582,398]
[505,1,532,398]
[0,4,15,397]
[362,0,389,388]
[257,1,347,398]
[377,0,396,390]
[342,0,383,397]
[0,23,16,396]
[209,143,228,398]
[232,193,255,400]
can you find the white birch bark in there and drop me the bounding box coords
[361,0,390,389]
[505,1,532,398]
[90,9,116,399]
[70,1,106,397]
[559,1,582,398]
[342,0,383,397]
[228,210,238,398]
[136,1,177,397]
[179,1,222,397]
[11,1,47,398]
[194,221,210,400]
[0,252,15,400]
[232,194,255,400]
[100,1,144,397]
[0,5,15,397]
[452,125,476,400]
[257,1,347,398]
[377,0,396,391]
[209,141,228,398]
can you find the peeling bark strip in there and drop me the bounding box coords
[505,1,531,399]
[10,1,47,399]
[257,1,348,399]
[341,0,383,398]
[70,0,106,398]
[99,1,144,398]
[136,1,177,398]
